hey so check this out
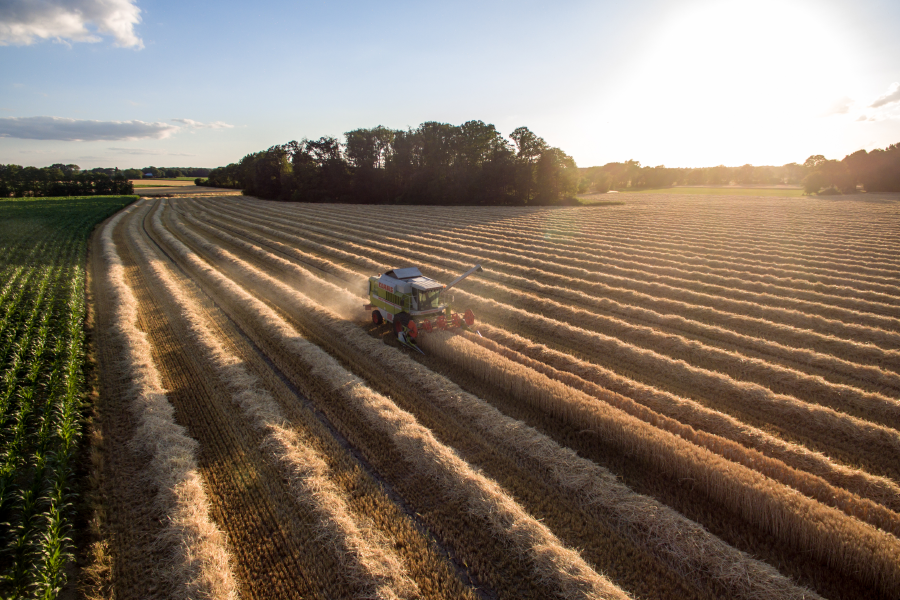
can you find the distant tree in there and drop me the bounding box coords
[707,165,730,185]
[842,144,900,192]
[779,163,805,184]
[580,167,611,193]
[803,171,826,195]
[240,145,293,200]
[631,164,676,189]
[803,155,827,170]
[534,148,579,203]
[509,126,548,163]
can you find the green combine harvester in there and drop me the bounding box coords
[365,264,483,352]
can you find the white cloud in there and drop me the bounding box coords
[108,147,196,156]
[0,0,142,48]
[870,82,900,108]
[171,118,234,129]
[822,96,854,116]
[0,116,177,141]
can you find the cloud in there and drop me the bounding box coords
[0,0,142,48]
[107,147,196,156]
[856,115,868,121]
[171,118,234,129]
[0,116,177,141]
[822,96,853,116]
[870,82,900,108]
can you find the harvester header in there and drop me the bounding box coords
[365,264,483,352]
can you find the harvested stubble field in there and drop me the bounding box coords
[87,191,900,600]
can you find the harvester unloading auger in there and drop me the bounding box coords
[364,264,483,353]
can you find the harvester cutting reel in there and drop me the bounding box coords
[364,264,483,354]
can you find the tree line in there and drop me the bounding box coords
[205,121,580,205]
[577,162,808,194]
[578,143,900,195]
[799,144,900,194]
[124,166,212,179]
[207,117,900,202]
[0,164,133,197]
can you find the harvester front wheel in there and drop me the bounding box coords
[393,313,410,337]
[464,309,475,327]
[372,310,383,325]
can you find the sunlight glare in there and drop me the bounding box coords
[597,0,860,166]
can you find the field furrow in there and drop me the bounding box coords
[292,203,900,317]
[185,201,900,479]
[87,192,900,600]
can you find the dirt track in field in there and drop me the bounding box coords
[87,193,900,600]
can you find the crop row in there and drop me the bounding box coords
[162,195,900,599]
[166,197,847,599]
[97,204,238,598]
[290,200,900,283]
[186,199,893,498]
[0,196,134,599]
[203,199,898,362]
[270,204,900,398]
[287,202,900,330]
[210,199,900,360]
[151,200,636,599]
[129,201,445,599]
[503,200,900,266]
[192,199,900,481]
[294,202,900,318]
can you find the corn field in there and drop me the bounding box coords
[0,195,134,599]
[88,192,900,600]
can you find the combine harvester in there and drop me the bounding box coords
[365,264,483,353]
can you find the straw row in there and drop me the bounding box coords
[192,203,900,479]
[98,204,238,600]
[163,199,825,600]
[127,208,420,600]
[152,200,631,600]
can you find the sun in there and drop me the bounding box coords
[595,0,860,167]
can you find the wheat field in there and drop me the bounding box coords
[87,192,900,600]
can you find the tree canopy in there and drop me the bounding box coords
[0,165,133,197]
[206,121,581,206]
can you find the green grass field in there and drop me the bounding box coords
[0,195,135,599]
[612,186,806,197]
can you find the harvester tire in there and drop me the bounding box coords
[464,309,475,327]
[394,313,410,337]
[372,310,383,325]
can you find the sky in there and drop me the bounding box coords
[1,0,899,170]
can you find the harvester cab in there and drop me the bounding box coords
[365,264,483,352]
